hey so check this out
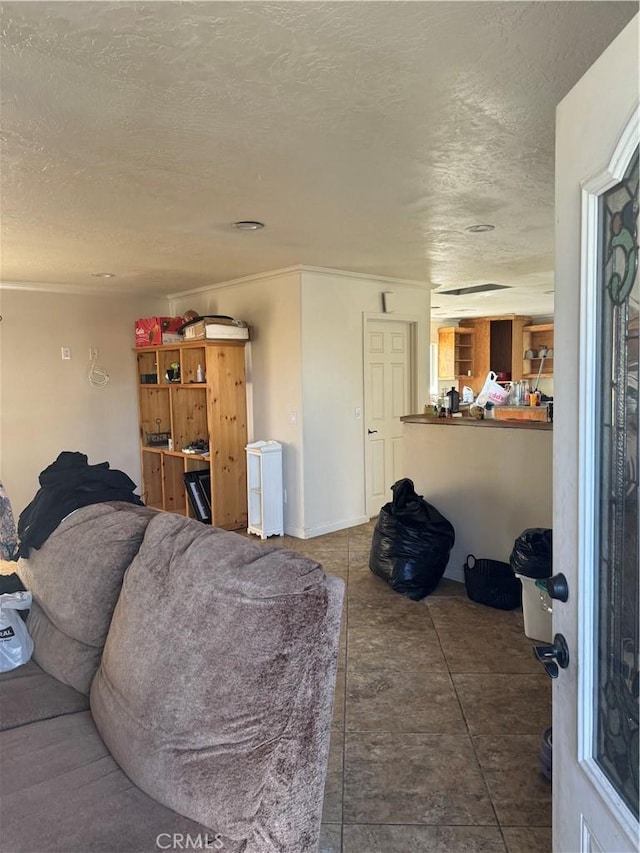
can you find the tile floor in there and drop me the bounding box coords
[270,521,552,853]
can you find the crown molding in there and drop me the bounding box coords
[299,265,432,290]
[2,264,433,301]
[167,264,431,300]
[0,280,157,298]
[166,266,303,300]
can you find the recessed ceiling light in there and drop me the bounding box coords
[233,220,265,231]
[465,224,495,233]
[92,272,115,278]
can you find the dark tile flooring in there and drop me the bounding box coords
[268,520,552,853]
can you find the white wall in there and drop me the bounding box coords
[171,266,430,538]
[170,269,305,533]
[404,421,553,582]
[0,287,168,515]
[300,269,430,536]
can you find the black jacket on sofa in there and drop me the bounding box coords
[18,452,143,556]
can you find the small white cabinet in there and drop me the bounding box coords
[246,440,284,539]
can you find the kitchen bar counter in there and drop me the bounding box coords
[401,417,552,583]
[401,413,552,430]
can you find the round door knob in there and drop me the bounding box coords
[543,573,569,602]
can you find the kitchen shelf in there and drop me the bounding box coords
[438,327,475,385]
[458,315,531,394]
[522,324,554,379]
[523,323,554,333]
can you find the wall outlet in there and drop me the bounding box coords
[289,410,297,425]
[61,347,71,360]
[355,406,362,419]
[89,347,99,361]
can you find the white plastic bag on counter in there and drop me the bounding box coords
[0,591,33,672]
[476,371,511,407]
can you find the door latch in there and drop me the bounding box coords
[534,633,570,679]
[368,429,378,435]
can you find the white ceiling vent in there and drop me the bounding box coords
[437,284,512,297]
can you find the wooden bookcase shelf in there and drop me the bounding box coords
[438,327,476,384]
[135,340,248,530]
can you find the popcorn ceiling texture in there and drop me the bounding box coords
[0,1,635,305]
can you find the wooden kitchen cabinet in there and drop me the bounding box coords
[135,340,248,530]
[522,323,554,380]
[459,315,531,394]
[438,327,475,385]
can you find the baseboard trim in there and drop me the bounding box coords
[285,515,369,540]
[444,565,465,584]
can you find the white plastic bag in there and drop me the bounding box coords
[0,591,33,672]
[476,371,511,407]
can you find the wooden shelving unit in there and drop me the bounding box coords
[522,323,554,379]
[246,441,284,539]
[438,327,475,386]
[135,340,248,530]
[458,315,531,394]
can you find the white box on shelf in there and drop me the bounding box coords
[205,323,248,340]
[183,322,249,341]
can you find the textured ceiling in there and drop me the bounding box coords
[0,1,636,319]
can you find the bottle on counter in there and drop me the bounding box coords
[446,386,460,415]
[523,381,531,406]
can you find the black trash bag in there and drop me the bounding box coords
[369,478,455,600]
[509,528,553,579]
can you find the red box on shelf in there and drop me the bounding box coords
[135,317,183,347]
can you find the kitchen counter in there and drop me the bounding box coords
[401,418,552,583]
[401,413,552,430]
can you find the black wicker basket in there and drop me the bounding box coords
[464,554,522,610]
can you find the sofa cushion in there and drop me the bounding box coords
[91,512,344,850]
[0,660,88,731]
[18,502,156,695]
[0,711,242,853]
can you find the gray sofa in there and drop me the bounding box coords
[0,502,344,853]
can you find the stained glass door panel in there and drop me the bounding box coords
[594,146,639,819]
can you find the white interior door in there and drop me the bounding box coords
[365,319,412,518]
[554,18,639,853]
